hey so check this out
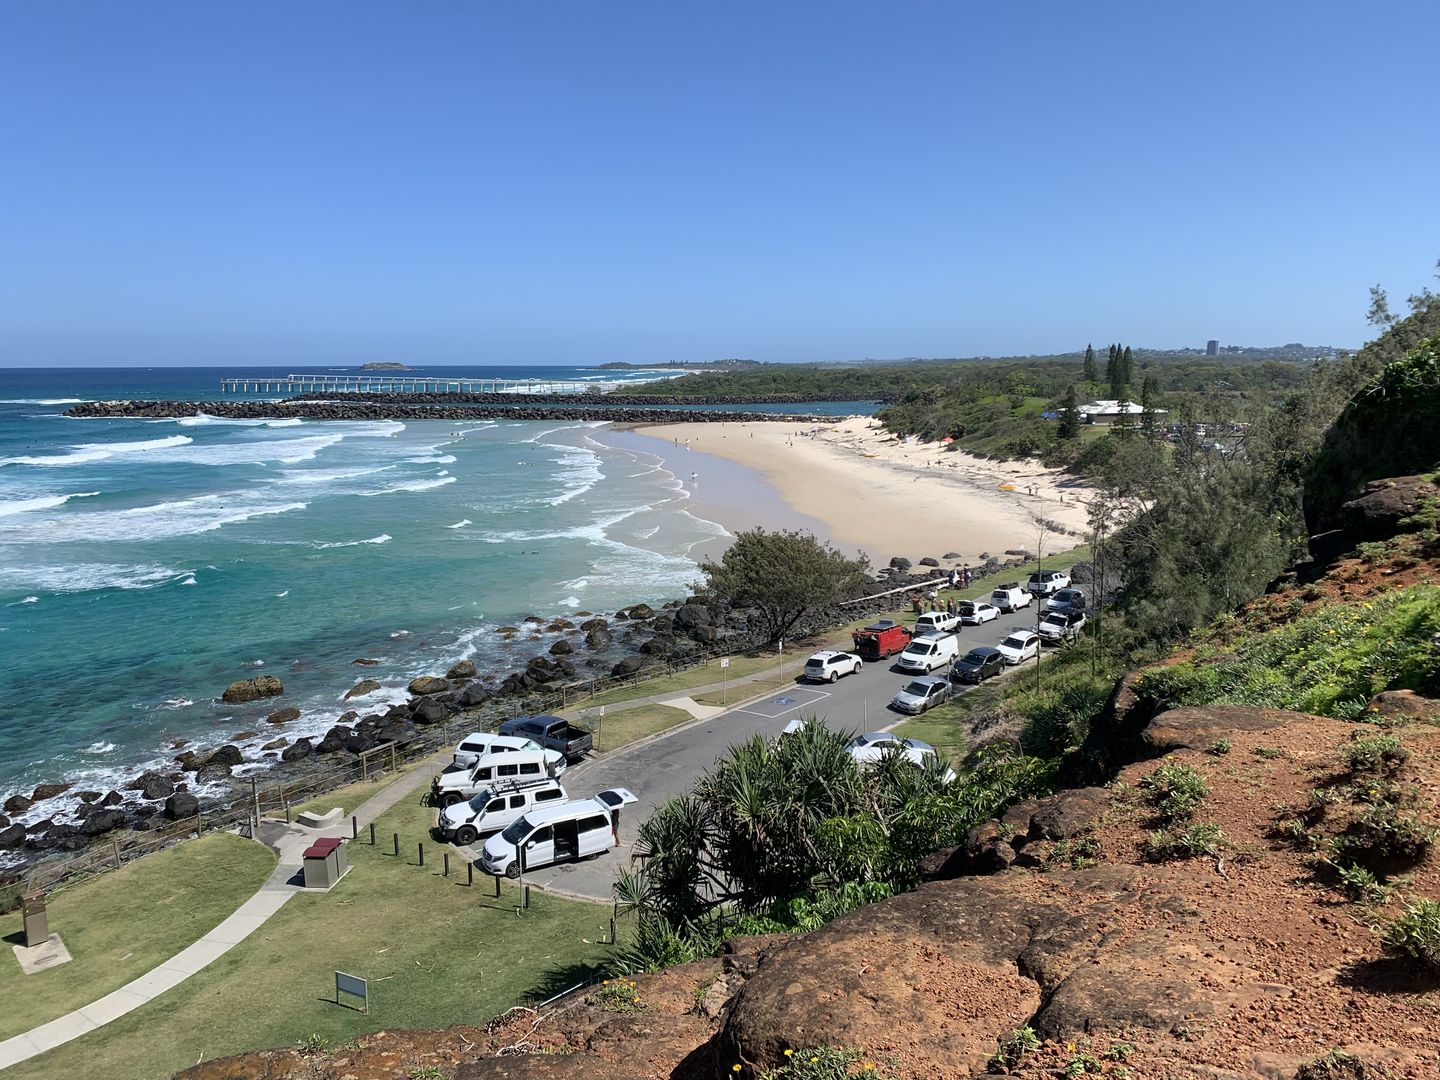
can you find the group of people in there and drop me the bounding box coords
[905,563,977,613]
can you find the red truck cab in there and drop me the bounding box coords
[851,620,912,661]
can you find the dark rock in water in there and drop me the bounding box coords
[222,675,283,704]
[31,782,73,802]
[267,707,301,724]
[673,604,711,629]
[261,737,287,751]
[165,792,201,820]
[649,615,673,633]
[175,751,200,771]
[281,738,312,762]
[627,603,655,620]
[522,614,544,624]
[574,610,593,617]
[352,657,381,666]
[0,822,25,850]
[585,627,613,650]
[496,625,519,634]
[455,682,492,708]
[944,551,963,559]
[889,556,912,569]
[613,609,630,621]
[612,655,645,677]
[549,639,573,656]
[919,557,940,567]
[408,675,449,696]
[76,790,102,804]
[545,619,575,632]
[339,710,359,724]
[315,726,350,754]
[28,824,87,852]
[230,731,259,741]
[102,790,123,807]
[82,808,127,837]
[196,744,244,783]
[137,772,175,801]
[3,794,33,814]
[0,813,7,828]
[579,617,608,631]
[446,659,477,680]
[384,703,409,721]
[410,699,448,725]
[344,679,382,701]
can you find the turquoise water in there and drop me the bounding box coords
[0,366,783,851]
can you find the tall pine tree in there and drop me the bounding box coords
[1121,346,1134,393]
[1082,344,1097,383]
[1105,345,1120,397]
[1058,385,1081,439]
[1139,373,1159,439]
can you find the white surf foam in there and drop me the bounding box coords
[0,562,195,593]
[445,519,471,529]
[0,492,309,544]
[0,398,90,405]
[314,534,392,549]
[406,454,457,465]
[83,741,115,754]
[378,475,456,495]
[0,434,193,467]
[0,491,99,518]
[174,414,305,428]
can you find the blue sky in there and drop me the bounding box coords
[2,2,1437,367]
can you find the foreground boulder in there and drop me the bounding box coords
[408,675,450,696]
[221,675,283,704]
[447,659,477,679]
[344,678,382,701]
[194,744,244,783]
[164,791,200,820]
[266,706,301,724]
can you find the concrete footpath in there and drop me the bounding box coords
[0,749,447,1072]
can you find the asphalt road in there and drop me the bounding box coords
[465,590,1077,901]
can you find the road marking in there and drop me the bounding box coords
[734,686,830,719]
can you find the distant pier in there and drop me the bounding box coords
[219,373,603,395]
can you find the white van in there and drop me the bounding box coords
[437,777,568,846]
[895,632,960,673]
[431,746,566,807]
[990,583,1033,613]
[479,788,638,878]
[449,732,542,771]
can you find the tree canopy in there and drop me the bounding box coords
[697,528,870,643]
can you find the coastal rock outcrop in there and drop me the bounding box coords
[221,675,283,704]
[281,738,312,762]
[344,679,383,701]
[266,706,301,724]
[0,822,25,850]
[447,659,477,679]
[408,675,450,696]
[164,792,200,821]
[194,745,244,782]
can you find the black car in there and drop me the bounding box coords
[950,646,1006,684]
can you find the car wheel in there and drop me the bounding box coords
[829,671,839,683]
[455,826,478,846]
[504,861,522,880]
[441,792,464,808]
[854,660,863,673]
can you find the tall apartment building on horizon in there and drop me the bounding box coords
[1205,339,1220,356]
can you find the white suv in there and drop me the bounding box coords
[914,610,961,635]
[803,650,862,683]
[1027,569,1071,595]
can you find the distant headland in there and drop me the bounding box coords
[360,362,411,371]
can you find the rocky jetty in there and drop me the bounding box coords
[64,400,833,424]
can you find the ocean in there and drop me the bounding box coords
[0,364,870,860]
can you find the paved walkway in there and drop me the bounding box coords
[0,749,448,1071]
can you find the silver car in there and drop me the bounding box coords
[890,675,952,715]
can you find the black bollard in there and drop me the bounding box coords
[443,852,450,877]
[351,815,358,839]
[392,832,399,856]
[467,862,474,887]
[369,822,376,845]
[418,841,424,867]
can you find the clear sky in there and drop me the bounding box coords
[2,1,1437,367]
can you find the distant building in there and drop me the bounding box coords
[1205,339,1219,356]
[1077,399,1169,425]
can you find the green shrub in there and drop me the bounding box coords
[1344,734,1409,774]
[1208,738,1232,756]
[989,1026,1042,1070]
[1378,898,1440,967]
[1333,863,1389,904]
[587,977,645,1013]
[1334,804,1437,865]
[756,1046,871,1079]
[1145,822,1224,861]
[1138,763,1209,822]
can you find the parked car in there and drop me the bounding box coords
[957,600,999,625]
[448,732,544,772]
[1046,587,1087,613]
[850,619,912,660]
[996,630,1041,665]
[803,650,863,683]
[437,777,568,846]
[990,583,1033,613]
[498,715,594,764]
[914,610,960,636]
[891,675,952,714]
[950,646,1007,684]
[478,788,638,878]
[1027,569,1072,595]
[895,632,960,673]
[1037,609,1087,643]
[432,746,566,807]
[845,733,956,782]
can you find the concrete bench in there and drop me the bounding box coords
[296,806,343,829]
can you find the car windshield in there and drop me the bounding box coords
[1002,636,1027,649]
[468,790,493,810]
[499,815,533,845]
[903,681,932,695]
[908,643,933,654]
[962,651,988,664]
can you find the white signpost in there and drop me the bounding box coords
[720,656,730,705]
[335,970,369,1013]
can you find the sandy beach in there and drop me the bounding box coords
[629,416,1094,568]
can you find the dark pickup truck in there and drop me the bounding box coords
[498,715,594,764]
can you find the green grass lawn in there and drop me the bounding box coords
[589,703,694,752]
[7,794,622,1080]
[0,833,276,1041]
